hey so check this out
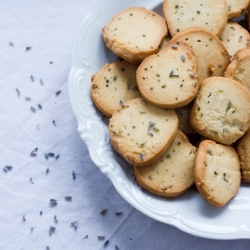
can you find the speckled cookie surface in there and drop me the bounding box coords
[237,130,250,183]
[190,77,250,145]
[227,0,249,19]
[195,140,241,207]
[134,130,197,198]
[170,28,230,83]
[91,61,141,117]
[224,47,250,92]
[219,21,250,60]
[109,98,178,167]
[102,7,167,64]
[136,41,199,109]
[163,0,228,37]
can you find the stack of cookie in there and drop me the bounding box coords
[91,0,250,208]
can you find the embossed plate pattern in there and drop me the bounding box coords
[68,0,250,239]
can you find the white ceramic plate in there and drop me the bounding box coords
[68,0,250,239]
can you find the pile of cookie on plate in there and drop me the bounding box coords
[91,0,250,207]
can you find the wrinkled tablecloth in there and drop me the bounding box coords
[0,0,250,249]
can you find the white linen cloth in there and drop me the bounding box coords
[0,0,250,249]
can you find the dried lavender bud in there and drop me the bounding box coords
[49,226,56,236]
[55,90,61,96]
[64,196,72,200]
[4,165,13,171]
[50,199,57,205]
[98,236,105,240]
[30,106,36,112]
[104,240,109,247]
[30,147,38,157]
[100,209,107,215]
[72,171,76,180]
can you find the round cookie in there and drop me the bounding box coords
[227,0,249,19]
[134,130,197,198]
[91,61,141,117]
[109,98,178,167]
[136,41,199,109]
[219,21,250,60]
[170,28,230,83]
[175,102,197,135]
[102,7,167,64]
[190,77,250,145]
[224,47,250,91]
[195,140,241,207]
[163,0,228,37]
[237,130,250,183]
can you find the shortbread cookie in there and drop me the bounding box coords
[102,7,167,64]
[170,28,230,83]
[109,98,178,167]
[158,36,171,51]
[227,0,249,19]
[237,130,250,183]
[195,140,241,207]
[136,41,199,109]
[224,47,250,91]
[190,77,250,145]
[163,0,228,37]
[219,21,250,60]
[175,103,196,135]
[91,61,141,117]
[134,130,197,198]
